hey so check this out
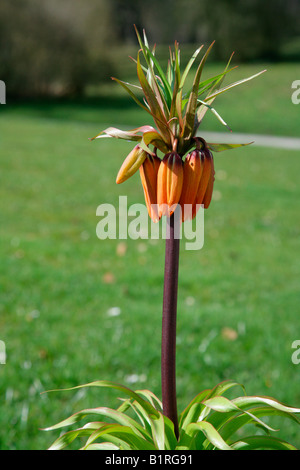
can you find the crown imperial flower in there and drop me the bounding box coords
[91,27,265,222]
[139,153,161,223]
[180,149,203,221]
[46,30,300,454]
[157,152,183,218]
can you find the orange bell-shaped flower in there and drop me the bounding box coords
[139,153,161,223]
[180,149,203,222]
[192,148,214,218]
[202,153,215,209]
[157,152,183,218]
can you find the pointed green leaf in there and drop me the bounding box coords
[204,69,267,102]
[210,405,300,447]
[44,405,153,441]
[181,41,215,143]
[197,380,246,422]
[136,389,163,411]
[43,380,160,420]
[233,395,300,414]
[175,45,203,130]
[111,77,150,114]
[174,41,181,91]
[168,41,183,124]
[136,52,172,146]
[122,400,153,437]
[85,442,120,450]
[232,436,297,450]
[206,141,254,152]
[83,423,156,451]
[168,47,175,89]
[179,381,246,431]
[135,27,170,115]
[196,52,235,124]
[150,412,166,450]
[143,44,173,107]
[209,380,246,398]
[179,389,212,430]
[197,66,238,98]
[142,130,169,153]
[48,422,102,450]
[181,421,233,450]
[162,416,178,450]
[197,100,232,131]
[181,64,237,117]
[203,396,276,432]
[179,46,204,90]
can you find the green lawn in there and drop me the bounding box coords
[1,62,300,449]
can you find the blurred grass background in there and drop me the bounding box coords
[1,0,300,450]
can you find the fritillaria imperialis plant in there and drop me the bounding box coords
[44,29,300,450]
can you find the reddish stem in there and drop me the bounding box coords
[161,212,180,439]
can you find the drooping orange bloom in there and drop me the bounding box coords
[178,146,215,221]
[202,152,215,209]
[192,148,215,218]
[139,153,161,223]
[157,152,183,218]
[180,150,203,222]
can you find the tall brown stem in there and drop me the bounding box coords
[161,212,180,439]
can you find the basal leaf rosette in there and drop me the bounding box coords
[91,28,265,223]
[44,380,300,450]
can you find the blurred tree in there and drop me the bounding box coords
[0,0,299,98]
[0,0,91,97]
[41,0,117,85]
[112,0,143,43]
[110,0,300,61]
[202,0,298,60]
[139,0,207,44]
[0,0,118,97]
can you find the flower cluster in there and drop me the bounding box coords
[116,137,214,223]
[91,28,265,223]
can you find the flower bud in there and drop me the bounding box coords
[157,152,183,217]
[202,154,215,209]
[139,154,161,223]
[180,150,203,221]
[116,145,147,184]
[193,148,214,218]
